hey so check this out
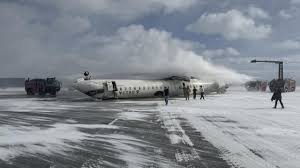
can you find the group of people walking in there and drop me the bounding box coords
[164,83,284,108]
[163,83,205,105]
[183,83,205,101]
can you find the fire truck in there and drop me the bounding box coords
[245,80,268,92]
[269,78,296,92]
[251,60,296,92]
[25,77,61,96]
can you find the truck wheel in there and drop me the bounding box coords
[26,89,33,95]
[50,90,56,96]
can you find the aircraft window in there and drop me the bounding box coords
[120,87,122,91]
[129,87,131,90]
[138,87,141,90]
[134,87,136,90]
[152,86,154,90]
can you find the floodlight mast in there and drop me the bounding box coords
[250,59,283,80]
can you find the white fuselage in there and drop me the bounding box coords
[73,78,223,99]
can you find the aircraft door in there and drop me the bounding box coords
[107,81,114,91]
[103,81,118,99]
[112,81,118,91]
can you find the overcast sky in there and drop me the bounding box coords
[1,0,300,83]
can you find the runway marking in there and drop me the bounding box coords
[108,118,119,125]
[161,110,193,146]
[175,149,201,162]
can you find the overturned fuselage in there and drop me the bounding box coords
[73,76,227,100]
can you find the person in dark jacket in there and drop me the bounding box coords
[271,88,284,109]
[164,87,169,105]
[199,85,205,100]
[186,86,190,100]
[182,83,187,100]
[193,87,197,99]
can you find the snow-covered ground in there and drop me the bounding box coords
[0,87,24,95]
[1,87,299,168]
[159,86,300,168]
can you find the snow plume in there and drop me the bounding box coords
[82,25,251,84]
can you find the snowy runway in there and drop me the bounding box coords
[160,87,300,168]
[0,87,299,168]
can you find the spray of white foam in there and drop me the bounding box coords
[80,25,251,84]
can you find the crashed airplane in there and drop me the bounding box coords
[73,72,228,100]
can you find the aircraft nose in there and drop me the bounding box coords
[72,78,102,96]
[72,78,84,91]
[74,78,84,83]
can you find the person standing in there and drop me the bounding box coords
[199,85,205,100]
[186,86,190,100]
[182,83,187,100]
[193,86,197,99]
[164,87,169,105]
[271,88,284,109]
